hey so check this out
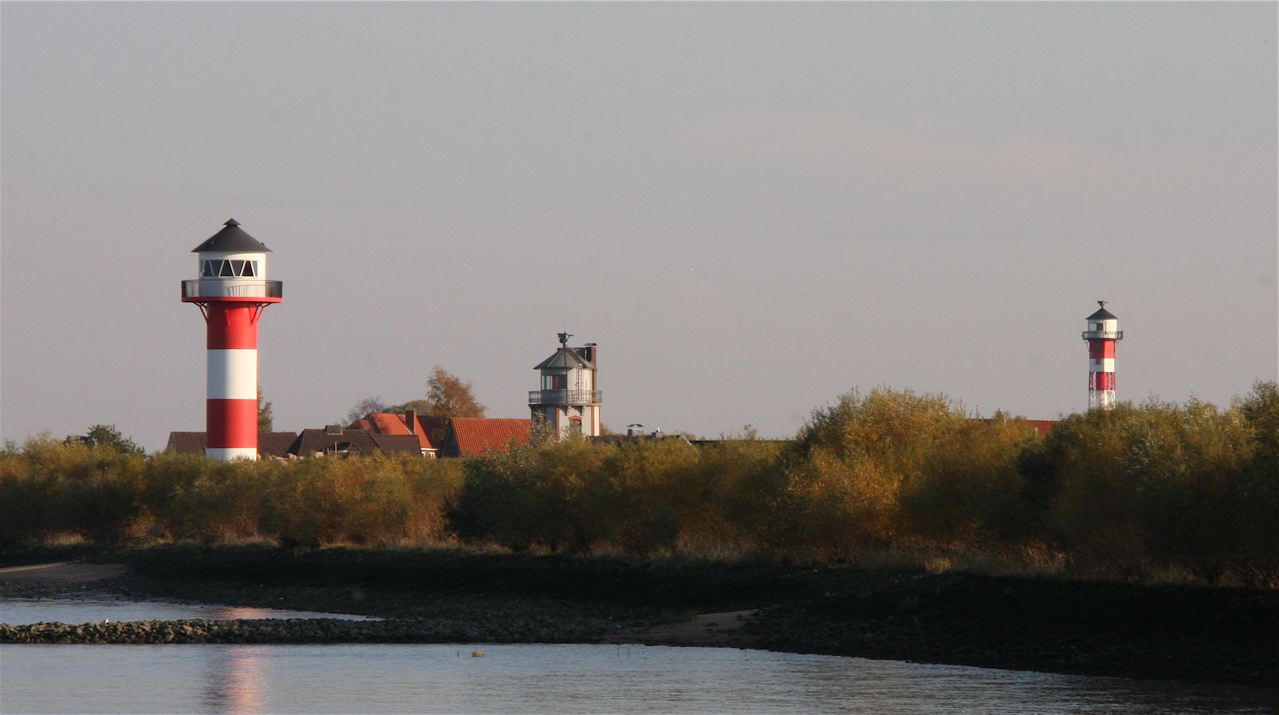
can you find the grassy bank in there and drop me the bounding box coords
[1,543,1275,686]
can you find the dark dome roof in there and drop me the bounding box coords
[1086,301,1117,320]
[191,219,272,253]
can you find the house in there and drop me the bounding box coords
[166,425,427,459]
[349,409,440,457]
[288,425,423,457]
[165,431,299,458]
[440,417,532,458]
[1021,419,1058,436]
[351,410,532,458]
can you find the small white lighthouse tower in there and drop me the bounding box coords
[181,219,283,460]
[529,332,602,439]
[1082,300,1123,410]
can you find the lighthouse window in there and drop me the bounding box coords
[201,260,215,277]
[229,260,246,276]
[218,260,234,277]
[242,261,256,277]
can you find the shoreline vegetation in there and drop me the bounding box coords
[2,385,1276,686]
[0,544,1276,688]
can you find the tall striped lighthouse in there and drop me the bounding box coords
[1082,300,1123,410]
[181,219,283,460]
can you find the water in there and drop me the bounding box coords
[2,643,1273,714]
[1,600,1273,714]
[0,598,378,624]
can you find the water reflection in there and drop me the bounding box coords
[204,645,265,715]
[0,598,378,625]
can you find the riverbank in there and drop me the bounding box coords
[1,544,1275,687]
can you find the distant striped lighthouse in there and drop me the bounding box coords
[1082,301,1123,410]
[181,219,283,460]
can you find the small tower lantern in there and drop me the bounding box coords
[529,332,602,439]
[1082,300,1123,410]
[181,219,283,460]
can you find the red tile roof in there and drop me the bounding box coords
[1022,419,1058,435]
[350,412,436,451]
[968,418,1059,437]
[447,417,532,458]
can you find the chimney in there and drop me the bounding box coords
[325,424,343,435]
[583,342,597,365]
[405,409,417,434]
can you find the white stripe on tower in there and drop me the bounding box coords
[207,349,258,398]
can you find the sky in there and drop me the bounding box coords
[2,2,1276,451]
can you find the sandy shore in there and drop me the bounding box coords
[600,609,759,649]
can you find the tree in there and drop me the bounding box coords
[345,395,387,423]
[69,424,144,454]
[425,366,486,418]
[371,367,486,420]
[258,388,274,432]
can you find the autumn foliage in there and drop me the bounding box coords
[2,383,1276,586]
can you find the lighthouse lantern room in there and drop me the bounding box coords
[181,219,283,460]
[1082,300,1123,411]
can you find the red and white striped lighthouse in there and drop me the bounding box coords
[181,219,283,460]
[1082,300,1122,410]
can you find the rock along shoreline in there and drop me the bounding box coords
[2,550,1276,688]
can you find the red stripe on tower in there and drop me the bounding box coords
[181,219,283,461]
[206,400,260,447]
[206,304,261,349]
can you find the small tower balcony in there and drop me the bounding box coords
[182,278,283,301]
[528,389,602,406]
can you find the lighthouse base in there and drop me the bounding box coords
[205,447,258,461]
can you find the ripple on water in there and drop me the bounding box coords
[0,643,1275,714]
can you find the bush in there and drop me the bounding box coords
[2,382,1275,587]
[776,388,968,558]
[0,438,149,543]
[900,415,1041,548]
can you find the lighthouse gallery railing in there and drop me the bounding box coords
[529,389,603,405]
[182,280,283,300]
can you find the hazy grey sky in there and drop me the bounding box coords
[3,2,1276,450]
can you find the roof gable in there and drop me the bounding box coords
[291,428,380,456]
[349,412,437,451]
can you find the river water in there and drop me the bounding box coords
[0,598,379,624]
[2,601,1275,714]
